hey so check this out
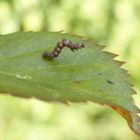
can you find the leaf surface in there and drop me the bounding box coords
[0,31,139,135]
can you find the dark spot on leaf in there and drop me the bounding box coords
[107,80,114,84]
[98,73,102,75]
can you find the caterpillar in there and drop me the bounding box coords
[42,39,84,60]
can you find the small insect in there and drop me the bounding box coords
[42,39,84,60]
[73,80,81,84]
[107,80,114,84]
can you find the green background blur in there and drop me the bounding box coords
[0,0,140,140]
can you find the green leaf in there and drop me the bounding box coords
[0,31,139,135]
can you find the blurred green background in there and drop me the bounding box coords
[0,0,140,140]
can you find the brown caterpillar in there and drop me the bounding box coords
[42,39,84,60]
